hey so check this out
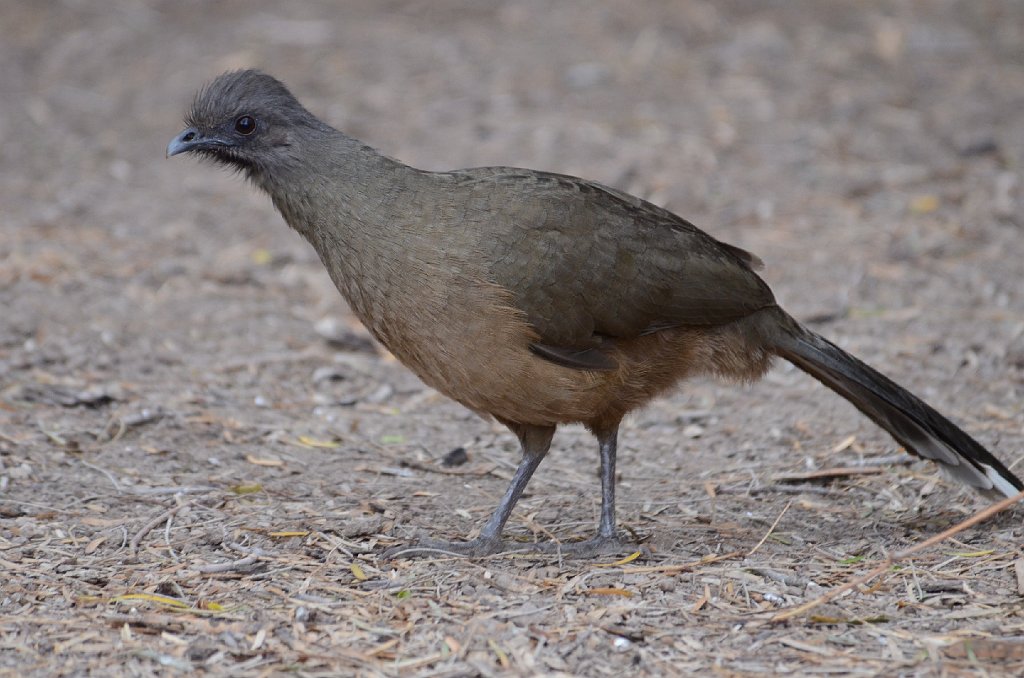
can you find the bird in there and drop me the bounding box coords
[167,70,1021,557]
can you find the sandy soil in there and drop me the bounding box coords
[2,1,1024,675]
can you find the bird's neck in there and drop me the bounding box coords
[257,132,413,232]
[255,131,434,330]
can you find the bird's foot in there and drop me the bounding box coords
[527,533,633,558]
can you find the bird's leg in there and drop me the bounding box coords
[478,422,629,558]
[531,423,627,557]
[596,424,619,540]
[384,423,554,559]
[471,423,554,546]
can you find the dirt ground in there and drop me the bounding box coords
[2,1,1024,676]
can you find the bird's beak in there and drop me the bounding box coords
[166,127,200,158]
[166,127,227,158]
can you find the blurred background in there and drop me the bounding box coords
[4,0,1024,567]
[3,1,1023,360]
[3,2,1024,674]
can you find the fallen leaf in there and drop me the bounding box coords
[112,593,189,609]
[586,587,633,597]
[84,536,106,555]
[245,454,283,467]
[230,484,263,495]
[595,551,642,567]
[251,248,272,265]
[488,639,510,669]
[909,194,939,213]
[250,627,267,651]
[295,435,341,449]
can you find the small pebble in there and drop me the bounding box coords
[441,447,468,467]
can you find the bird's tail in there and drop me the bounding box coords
[768,311,1021,498]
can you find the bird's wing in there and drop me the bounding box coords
[453,168,776,362]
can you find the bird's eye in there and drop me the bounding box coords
[234,115,256,135]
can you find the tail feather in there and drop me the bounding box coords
[770,316,1021,499]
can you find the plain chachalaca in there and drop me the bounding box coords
[168,70,1022,557]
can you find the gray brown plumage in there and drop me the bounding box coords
[168,70,1021,557]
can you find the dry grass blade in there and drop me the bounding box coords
[196,542,268,574]
[773,467,883,483]
[129,501,193,555]
[747,499,792,557]
[771,490,1024,623]
[622,550,744,575]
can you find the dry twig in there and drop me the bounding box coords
[747,500,792,557]
[771,490,1024,622]
[129,501,193,555]
[622,550,744,575]
[196,541,268,574]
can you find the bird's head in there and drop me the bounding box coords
[167,70,325,180]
